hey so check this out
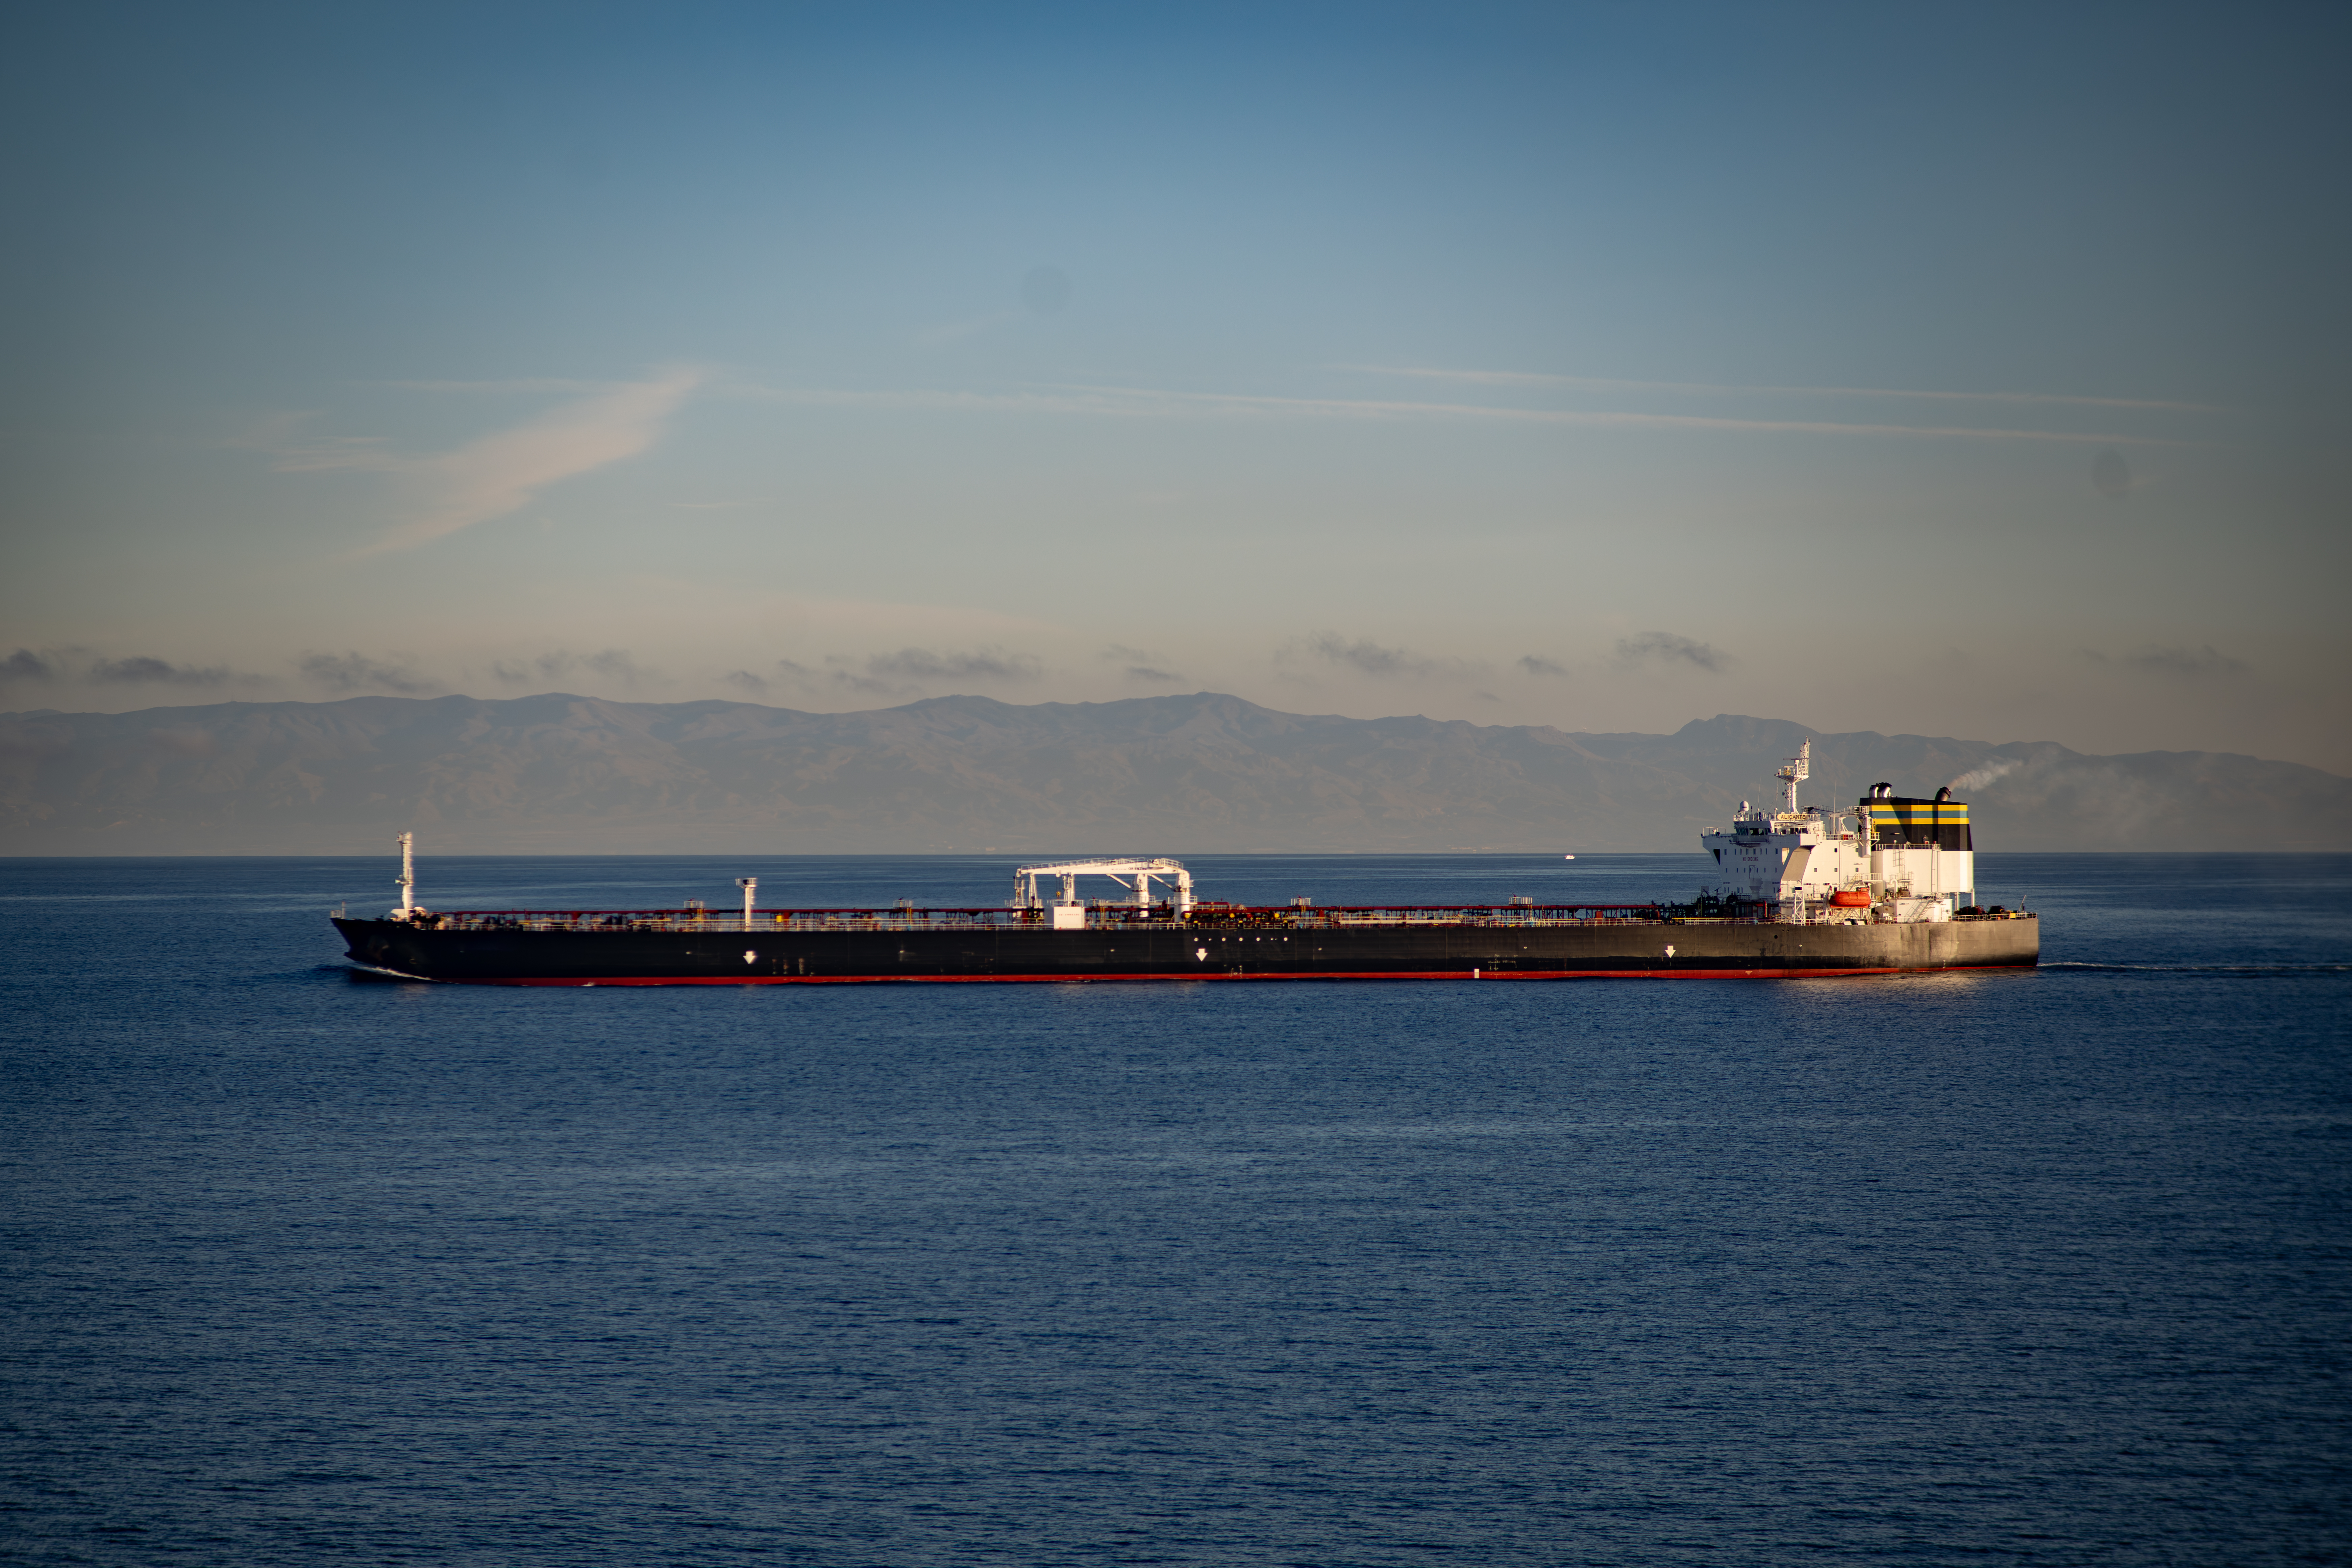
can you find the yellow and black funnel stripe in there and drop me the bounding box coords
[1862,798,1972,851]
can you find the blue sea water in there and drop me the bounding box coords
[4,852,2348,1567]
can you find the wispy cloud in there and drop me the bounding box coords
[865,647,1042,682]
[276,367,705,553]
[89,656,235,687]
[1612,632,1732,674]
[1289,633,1486,681]
[745,380,2194,446]
[1101,645,1185,683]
[488,649,663,688]
[1307,635,1439,679]
[2123,644,2248,679]
[1336,364,2223,414]
[297,652,441,695]
[0,647,260,690]
[1517,655,1570,677]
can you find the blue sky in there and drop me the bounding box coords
[5,2,2346,768]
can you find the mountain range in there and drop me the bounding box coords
[3,691,2345,854]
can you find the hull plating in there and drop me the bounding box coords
[334,916,2039,986]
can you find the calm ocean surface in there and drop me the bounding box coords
[5,853,2347,1566]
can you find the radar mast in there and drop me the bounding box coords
[1776,741,1811,816]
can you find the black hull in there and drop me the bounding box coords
[334,916,2039,985]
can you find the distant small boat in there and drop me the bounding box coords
[1563,854,1576,860]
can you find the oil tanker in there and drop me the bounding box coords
[332,744,2036,985]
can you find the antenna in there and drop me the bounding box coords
[396,832,416,919]
[1776,740,1811,814]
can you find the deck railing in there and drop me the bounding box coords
[381,903,1678,934]
[368,904,2036,934]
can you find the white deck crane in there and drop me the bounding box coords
[1014,858,1194,928]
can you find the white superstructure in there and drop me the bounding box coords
[1697,742,1976,924]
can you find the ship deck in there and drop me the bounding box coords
[384,903,2035,935]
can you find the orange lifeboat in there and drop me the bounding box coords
[1830,888,1873,908]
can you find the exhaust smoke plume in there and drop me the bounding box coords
[1947,758,2023,793]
